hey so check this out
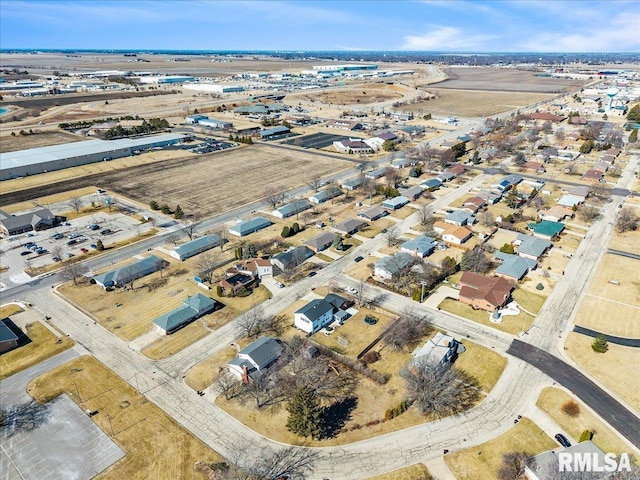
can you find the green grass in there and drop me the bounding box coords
[455,340,507,393]
[315,252,334,262]
[512,288,546,314]
[439,298,534,335]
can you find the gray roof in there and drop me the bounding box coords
[237,337,284,370]
[310,187,342,203]
[324,294,348,310]
[502,174,523,185]
[401,236,436,256]
[304,232,338,251]
[333,218,366,234]
[93,255,165,287]
[152,294,216,332]
[173,234,222,260]
[398,185,423,198]
[422,178,442,188]
[375,252,414,276]
[228,217,272,236]
[259,125,290,137]
[274,199,311,218]
[0,320,18,343]
[296,299,333,322]
[272,246,313,269]
[382,196,409,208]
[445,210,474,224]
[391,157,411,167]
[529,441,607,480]
[341,178,362,188]
[494,253,536,280]
[0,133,189,170]
[516,234,552,258]
[357,205,387,220]
[365,167,388,178]
[0,208,56,233]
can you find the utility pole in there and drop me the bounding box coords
[420,280,427,303]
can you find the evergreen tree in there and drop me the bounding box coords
[95,239,105,251]
[174,204,183,219]
[591,334,609,353]
[286,385,323,439]
[243,244,257,259]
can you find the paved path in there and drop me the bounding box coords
[572,326,640,347]
[607,248,640,261]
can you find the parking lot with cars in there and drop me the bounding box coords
[188,139,236,154]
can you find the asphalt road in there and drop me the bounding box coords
[507,340,640,449]
[607,248,640,260]
[573,326,640,347]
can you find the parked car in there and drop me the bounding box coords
[20,250,31,256]
[69,233,81,239]
[307,271,317,277]
[29,245,40,251]
[274,282,284,289]
[67,239,77,246]
[66,253,75,258]
[354,256,364,263]
[555,434,571,448]
[364,316,378,325]
[26,232,36,237]
[88,224,100,230]
[36,248,47,254]
[322,326,334,336]
[52,256,61,262]
[52,233,64,240]
[80,248,89,254]
[24,242,36,248]
[90,243,97,249]
[100,229,113,235]
[345,286,358,294]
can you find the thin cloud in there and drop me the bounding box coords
[403,26,496,51]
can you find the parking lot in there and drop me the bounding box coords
[188,139,236,154]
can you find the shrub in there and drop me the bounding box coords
[281,226,291,238]
[384,400,411,420]
[499,243,515,254]
[291,222,300,234]
[579,429,593,442]
[591,334,609,353]
[149,200,159,210]
[216,285,223,297]
[561,400,580,417]
[361,351,380,365]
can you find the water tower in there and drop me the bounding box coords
[606,88,618,111]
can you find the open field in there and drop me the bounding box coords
[564,332,639,412]
[1,186,98,213]
[141,321,210,360]
[585,254,640,306]
[536,387,633,455]
[28,355,222,480]
[367,464,433,480]
[398,89,553,118]
[298,83,405,105]
[0,130,82,153]
[434,67,586,93]
[0,303,24,318]
[0,321,74,380]
[608,228,640,254]
[512,289,547,315]
[439,298,534,335]
[445,418,557,480]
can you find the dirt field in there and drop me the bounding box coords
[27,355,223,480]
[398,88,553,118]
[0,130,82,152]
[564,332,639,412]
[299,83,404,105]
[433,67,587,93]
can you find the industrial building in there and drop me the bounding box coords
[0,133,190,180]
[139,75,195,84]
[170,234,223,261]
[182,83,244,93]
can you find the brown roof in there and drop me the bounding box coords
[525,112,566,122]
[459,272,514,308]
[605,148,621,157]
[444,225,473,241]
[568,116,588,125]
[464,196,486,208]
[582,169,604,180]
[523,161,544,171]
[447,164,467,176]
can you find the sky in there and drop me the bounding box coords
[1,0,639,52]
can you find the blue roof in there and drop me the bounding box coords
[401,236,436,256]
[93,255,164,287]
[495,253,536,279]
[229,217,272,236]
[310,188,342,203]
[422,178,442,188]
[259,125,290,137]
[153,293,216,332]
[516,234,552,258]
[275,199,311,218]
[382,196,409,208]
[0,320,18,343]
[173,234,222,260]
[445,210,474,224]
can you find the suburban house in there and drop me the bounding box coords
[398,185,423,200]
[582,169,604,183]
[228,217,272,237]
[325,119,362,130]
[333,139,374,154]
[477,190,502,205]
[219,270,256,295]
[525,441,607,480]
[524,112,566,123]
[421,178,442,190]
[365,132,399,151]
[515,234,552,261]
[434,221,474,246]
[357,205,388,221]
[233,258,273,278]
[272,199,311,219]
[0,208,64,236]
[556,194,585,208]
[153,293,217,335]
[333,218,366,235]
[294,294,350,334]
[400,236,436,258]
[341,178,362,190]
[522,161,545,173]
[567,185,590,197]
[494,252,537,280]
[170,234,223,261]
[271,246,313,271]
[462,197,486,213]
[309,188,342,204]
[539,205,573,222]
[528,220,565,239]
[227,337,284,381]
[447,164,467,177]
[411,332,465,369]
[437,172,456,183]
[445,210,475,226]
[374,252,414,280]
[459,271,514,312]
[382,196,409,210]
[391,157,413,169]
[92,255,166,289]
[365,167,388,179]
[0,319,19,354]
[304,232,338,253]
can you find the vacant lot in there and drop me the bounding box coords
[299,83,404,105]
[564,332,639,411]
[434,67,586,93]
[0,130,82,153]
[28,355,222,480]
[536,387,632,455]
[399,89,553,117]
[445,418,556,480]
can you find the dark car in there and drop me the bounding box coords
[67,239,77,246]
[53,233,64,240]
[20,250,31,256]
[364,316,378,325]
[354,256,364,263]
[100,229,113,235]
[307,271,317,277]
[555,433,571,448]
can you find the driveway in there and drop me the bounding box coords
[424,285,459,309]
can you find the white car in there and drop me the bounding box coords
[345,287,358,294]
[274,282,285,289]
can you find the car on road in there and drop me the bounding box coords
[307,271,317,277]
[381,228,388,234]
[26,232,36,237]
[354,256,364,263]
[20,250,31,256]
[52,256,61,262]
[345,286,358,294]
[555,433,571,448]
[80,248,89,254]
[364,316,378,325]
[274,282,284,289]
[52,233,64,240]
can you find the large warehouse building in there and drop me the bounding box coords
[182,83,245,93]
[0,133,190,180]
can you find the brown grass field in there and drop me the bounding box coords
[0,130,82,153]
[445,418,556,480]
[564,332,639,412]
[439,298,535,335]
[141,321,210,360]
[27,355,222,480]
[536,387,633,455]
[367,464,433,480]
[0,322,75,380]
[299,83,404,105]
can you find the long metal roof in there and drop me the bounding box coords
[0,133,189,170]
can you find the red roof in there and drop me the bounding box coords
[525,112,566,122]
[459,272,514,308]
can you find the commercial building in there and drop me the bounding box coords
[0,208,63,236]
[170,234,223,261]
[139,75,195,84]
[182,83,244,93]
[92,256,166,289]
[0,133,190,181]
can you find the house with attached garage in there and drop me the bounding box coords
[401,236,436,258]
[271,246,314,271]
[294,294,350,334]
[153,293,218,335]
[398,185,423,200]
[411,332,465,370]
[374,252,414,280]
[227,337,284,381]
[272,199,311,219]
[309,187,342,204]
[494,252,537,281]
[445,210,475,226]
[515,234,552,261]
[357,205,388,221]
[382,196,409,210]
[304,232,339,253]
[170,234,223,261]
[333,218,367,235]
[228,217,272,237]
[528,220,565,239]
[458,271,514,312]
[365,167,388,179]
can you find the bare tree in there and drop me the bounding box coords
[196,251,221,283]
[214,444,318,480]
[183,220,197,240]
[49,244,64,262]
[353,278,369,307]
[498,451,535,480]
[356,162,367,178]
[554,127,565,142]
[383,225,400,247]
[578,205,600,222]
[307,176,323,193]
[416,203,435,229]
[384,167,402,189]
[401,362,480,417]
[616,207,638,232]
[361,177,377,205]
[60,261,88,285]
[384,308,431,351]
[67,196,82,214]
[470,130,483,150]
[460,245,491,274]
[237,305,266,338]
[477,210,495,227]
[213,372,241,401]
[262,186,286,209]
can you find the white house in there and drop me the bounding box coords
[294,299,334,333]
[226,337,284,380]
